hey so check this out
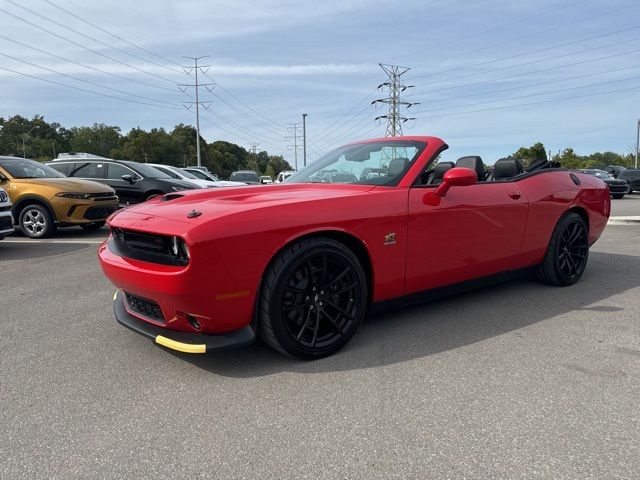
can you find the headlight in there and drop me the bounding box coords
[171,186,187,191]
[55,192,91,199]
[170,236,190,262]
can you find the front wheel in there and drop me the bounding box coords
[259,237,368,359]
[536,212,589,286]
[19,204,56,239]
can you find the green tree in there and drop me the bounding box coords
[69,123,122,158]
[513,142,547,166]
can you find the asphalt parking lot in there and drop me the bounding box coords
[610,191,640,217]
[1,220,640,479]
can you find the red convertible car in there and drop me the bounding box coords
[99,136,610,359]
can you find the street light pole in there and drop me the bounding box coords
[302,113,307,167]
[636,119,640,168]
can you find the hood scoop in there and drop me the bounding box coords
[161,193,184,202]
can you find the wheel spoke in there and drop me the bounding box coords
[296,307,313,341]
[325,300,354,320]
[310,309,320,347]
[330,282,358,296]
[320,309,344,335]
[283,303,309,312]
[323,267,349,289]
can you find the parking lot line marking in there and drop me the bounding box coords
[1,239,105,244]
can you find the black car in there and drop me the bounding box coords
[578,169,628,199]
[597,165,627,178]
[47,158,200,204]
[618,169,640,193]
[229,170,261,184]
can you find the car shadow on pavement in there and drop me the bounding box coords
[172,251,640,378]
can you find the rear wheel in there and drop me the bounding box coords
[536,212,589,286]
[19,204,56,239]
[80,221,106,231]
[259,237,368,359]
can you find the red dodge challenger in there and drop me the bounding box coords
[99,136,610,359]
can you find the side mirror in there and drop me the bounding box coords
[434,167,477,197]
[121,174,135,184]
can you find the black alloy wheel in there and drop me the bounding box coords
[260,237,368,359]
[536,212,589,286]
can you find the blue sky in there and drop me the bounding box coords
[1,0,639,166]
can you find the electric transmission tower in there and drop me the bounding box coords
[179,56,214,167]
[372,63,418,137]
[285,123,302,171]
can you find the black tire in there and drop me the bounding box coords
[536,212,589,286]
[612,194,625,199]
[80,221,106,231]
[259,237,368,360]
[19,203,56,239]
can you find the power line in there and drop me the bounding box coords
[0,65,182,110]
[408,2,639,76]
[395,0,590,62]
[0,52,181,107]
[412,84,640,121]
[406,45,640,98]
[41,0,182,73]
[5,0,181,82]
[0,33,179,93]
[418,63,640,106]
[409,32,640,91]
[409,24,640,81]
[415,73,640,115]
[0,6,178,85]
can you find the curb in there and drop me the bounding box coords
[608,216,640,225]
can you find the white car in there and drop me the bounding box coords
[275,170,296,183]
[0,187,15,240]
[182,168,220,181]
[148,164,245,188]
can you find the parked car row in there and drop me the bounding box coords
[577,169,631,199]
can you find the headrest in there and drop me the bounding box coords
[456,156,485,179]
[388,157,409,176]
[493,157,524,180]
[433,161,455,179]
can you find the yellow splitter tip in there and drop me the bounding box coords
[155,335,206,354]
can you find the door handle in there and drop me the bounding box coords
[508,191,522,199]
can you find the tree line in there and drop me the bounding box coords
[513,142,636,169]
[0,114,293,179]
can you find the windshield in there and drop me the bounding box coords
[583,170,611,179]
[126,162,173,179]
[286,140,427,186]
[175,168,198,179]
[0,158,66,179]
[230,172,260,182]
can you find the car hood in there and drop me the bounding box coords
[19,177,114,192]
[112,183,375,223]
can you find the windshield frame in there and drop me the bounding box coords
[285,140,427,187]
[0,158,67,179]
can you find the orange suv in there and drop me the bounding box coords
[0,156,119,238]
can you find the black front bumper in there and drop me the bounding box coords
[113,290,256,353]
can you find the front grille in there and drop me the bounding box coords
[84,206,117,220]
[125,292,165,322]
[0,216,13,231]
[110,228,188,267]
[89,192,117,199]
